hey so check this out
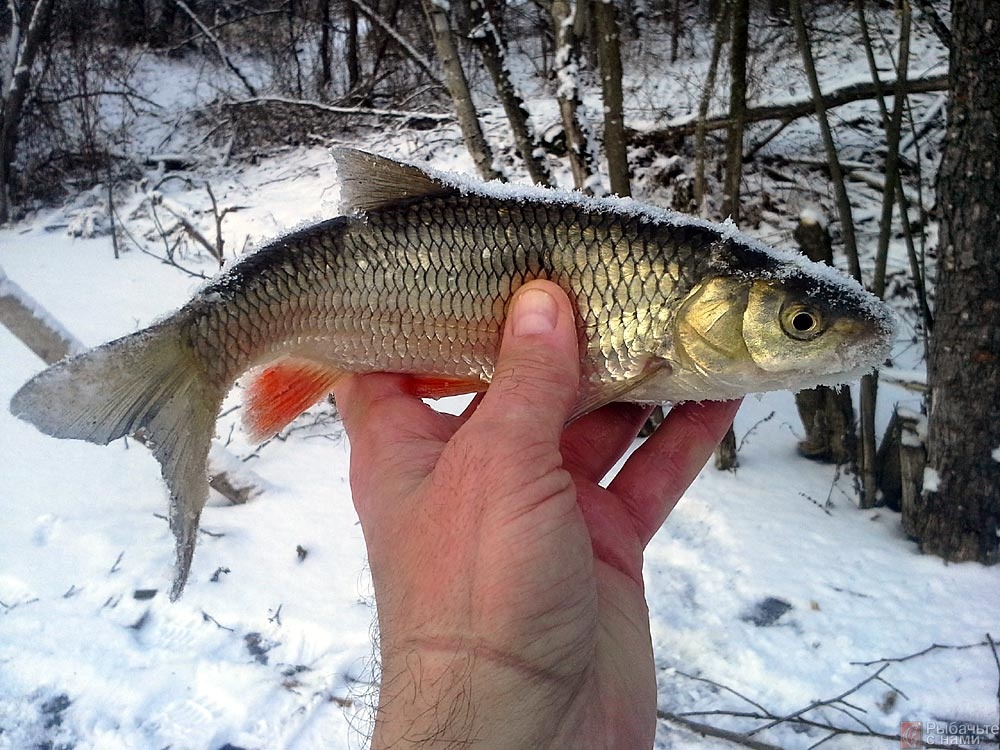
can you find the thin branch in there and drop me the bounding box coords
[226,95,453,122]
[910,0,951,48]
[675,669,772,715]
[850,640,992,666]
[348,0,444,88]
[746,665,889,736]
[635,74,948,142]
[657,711,786,750]
[987,633,1000,726]
[172,0,258,97]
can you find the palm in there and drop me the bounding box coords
[339,379,739,749]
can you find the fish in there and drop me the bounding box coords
[9,148,895,598]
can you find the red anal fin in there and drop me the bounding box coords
[403,375,487,400]
[243,359,345,443]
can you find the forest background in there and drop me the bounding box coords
[0,1,998,748]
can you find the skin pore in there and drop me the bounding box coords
[333,280,740,749]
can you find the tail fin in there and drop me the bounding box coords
[10,316,221,600]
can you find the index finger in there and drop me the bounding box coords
[607,399,741,546]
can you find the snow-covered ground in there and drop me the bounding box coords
[2,8,998,750]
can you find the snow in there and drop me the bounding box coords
[3,150,998,749]
[923,466,940,493]
[2,11,997,750]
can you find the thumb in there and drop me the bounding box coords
[472,280,581,444]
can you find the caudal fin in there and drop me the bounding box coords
[10,317,221,599]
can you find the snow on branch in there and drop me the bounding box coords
[227,96,453,123]
[636,74,949,142]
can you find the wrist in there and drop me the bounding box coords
[371,638,574,750]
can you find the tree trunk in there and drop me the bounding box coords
[670,0,682,63]
[467,0,552,185]
[907,0,1000,564]
[346,1,361,93]
[722,0,748,224]
[792,212,857,466]
[421,0,501,181]
[551,0,600,193]
[715,0,749,472]
[0,0,55,224]
[594,0,629,196]
[318,0,332,92]
[693,2,730,214]
[789,0,879,506]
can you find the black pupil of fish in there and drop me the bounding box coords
[792,311,816,332]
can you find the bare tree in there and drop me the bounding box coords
[790,0,880,505]
[1,0,55,223]
[793,212,856,465]
[693,3,730,214]
[551,0,600,193]
[421,0,500,180]
[722,0,748,225]
[714,0,750,472]
[346,0,361,93]
[466,0,552,185]
[907,0,1000,564]
[594,0,629,196]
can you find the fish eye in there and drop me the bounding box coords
[781,304,824,341]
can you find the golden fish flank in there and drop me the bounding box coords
[9,148,895,598]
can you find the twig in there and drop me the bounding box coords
[202,611,234,632]
[675,670,772,715]
[172,0,257,97]
[657,711,786,750]
[851,640,992,666]
[737,411,776,452]
[746,665,889,736]
[987,633,1000,726]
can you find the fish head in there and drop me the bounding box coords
[670,265,895,398]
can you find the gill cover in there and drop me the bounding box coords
[675,277,750,368]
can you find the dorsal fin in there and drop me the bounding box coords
[332,148,456,213]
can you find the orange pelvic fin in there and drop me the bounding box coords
[403,375,487,399]
[243,359,345,443]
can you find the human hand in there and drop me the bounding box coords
[333,280,741,750]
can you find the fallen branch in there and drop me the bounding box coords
[660,655,1000,749]
[632,74,948,142]
[226,96,452,123]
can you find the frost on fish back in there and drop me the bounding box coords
[333,148,896,380]
[9,314,222,600]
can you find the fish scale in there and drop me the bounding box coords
[187,192,707,394]
[10,148,894,597]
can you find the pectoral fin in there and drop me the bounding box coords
[569,359,673,422]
